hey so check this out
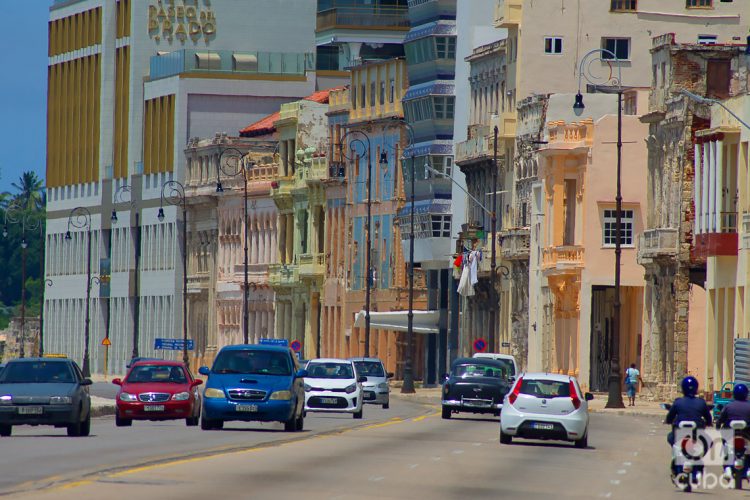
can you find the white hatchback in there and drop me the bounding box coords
[304,359,365,419]
[500,373,593,448]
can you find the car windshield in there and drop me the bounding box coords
[212,350,292,376]
[519,379,571,398]
[353,361,385,378]
[306,362,355,379]
[126,365,187,383]
[452,362,512,379]
[0,361,76,384]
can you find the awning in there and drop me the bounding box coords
[353,310,439,334]
[397,199,452,217]
[403,81,455,101]
[404,21,456,43]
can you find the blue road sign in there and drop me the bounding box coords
[473,338,487,353]
[290,340,302,352]
[154,338,195,351]
[259,338,289,347]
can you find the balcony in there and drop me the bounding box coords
[637,228,679,264]
[500,228,530,261]
[693,211,739,259]
[494,0,522,28]
[268,264,299,288]
[546,119,593,148]
[743,214,750,249]
[493,112,517,139]
[308,156,330,184]
[455,126,498,166]
[187,274,209,294]
[299,253,326,279]
[542,245,584,273]
[316,6,410,32]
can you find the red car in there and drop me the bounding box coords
[113,360,202,427]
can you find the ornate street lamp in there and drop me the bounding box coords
[65,207,93,376]
[158,180,189,366]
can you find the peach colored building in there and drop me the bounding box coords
[530,93,649,392]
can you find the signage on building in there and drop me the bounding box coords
[154,338,195,350]
[501,342,510,348]
[259,338,289,347]
[148,0,216,44]
[99,258,111,298]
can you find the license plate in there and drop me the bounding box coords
[18,406,43,415]
[144,405,165,412]
[236,404,258,412]
[533,422,554,430]
[321,398,338,404]
[464,400,490,407]
[364,392,375,400]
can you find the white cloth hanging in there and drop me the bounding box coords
[457,264,474,296]
[469,249,481,286]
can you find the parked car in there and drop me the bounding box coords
[0,357,92,437]
[112,360,202,427]
[500,372,593,448]
[442,357,512,419]
[0,364,5,376]
[199,345,307,431]
[472,353,518,378]
[305,359,365,418]
[350,357,393,409]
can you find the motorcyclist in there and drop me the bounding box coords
[665,376,712,446]
[716,383,750,480]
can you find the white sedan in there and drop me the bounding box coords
[500,372,593,448]
[304,359,364,419]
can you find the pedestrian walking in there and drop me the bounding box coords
[624,363,644,407]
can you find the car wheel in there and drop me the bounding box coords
[382,402,389,410]
[115,413,132,427]
[186,416,200,427]
[499,430,512,444]
[201,415,221,431]
[441,406,451,419]
[574,434,588,449]
[353,408,363,419]
[0,425,11,437]
[67,420,82,437]
[296,413,304,432]
[284,416,299,432]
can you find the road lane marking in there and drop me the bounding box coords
[430,456,442,461]
[473,443,482,446]
[451,449,464,455]
[409,464,419,469]
[617,469,627,475]
[57,480,93,490]
[623,462,632,466]
[368,476,385,482]
[362,417,404,431]
[412,411,440,422]
[610,480,621,485]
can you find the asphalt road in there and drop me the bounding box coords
[0,399,428,497]
[7,400,739,500]
[90,382,118,400]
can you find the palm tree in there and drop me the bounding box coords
[11,172,45,212]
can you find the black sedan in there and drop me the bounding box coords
[441,357,513,419]
[0,358,92,437]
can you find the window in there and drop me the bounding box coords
[433,96,455,119]
[544,37,562,54]
[686,0,712,7]
[610,0,637,11]
[602,38,630,60]
[603,209,634,246]
[706,59,731,99]
[697,34,717,45]
[435,36,456,59]
[431,215,452,238]
[380,81,385,105]
[351,85,357,110]
[389,78,395,103]
[360,84,366,108]
[370,82,376,107]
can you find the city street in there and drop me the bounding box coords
[3,397,734,500]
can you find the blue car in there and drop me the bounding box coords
[199,345,307,431]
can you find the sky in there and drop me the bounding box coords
[0,2,50,194]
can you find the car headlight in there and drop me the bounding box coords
[345,383,357,394]
[0,395,12,404]
[304,383,312,392]
[49,396,72,404]
[204,388,225,399]
[172,392,190,401]
[119,392,138,402]
[269,390,292,400]
[377,383,388,390]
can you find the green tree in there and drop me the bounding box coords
[11,171,45,212]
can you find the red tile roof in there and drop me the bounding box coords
[239,87,343,137]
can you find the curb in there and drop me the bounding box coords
[90,404,116,418]
[588,408,664,418]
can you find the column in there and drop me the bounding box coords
[264,219,271,264]
[286,214,294,264]
[708,141,716,232]
[702,142,710,233]
[694,142,702,235]
[276,301,286,339]
[716,140,724,231]
[278,215,286,264]
[254,309,262,344]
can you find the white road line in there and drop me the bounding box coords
[452,449,464,455]
[623,462,632,466]
[633,451,639,457]
[610,480,621,485]
[473,443,483,447]
[431,456,442,462]
[617,469,628,475]
[368,476,385,482]
[409,464,419,469]
[599,493,612,498]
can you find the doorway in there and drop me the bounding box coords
[590,286,614,392]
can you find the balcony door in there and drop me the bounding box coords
[564,179,577,245]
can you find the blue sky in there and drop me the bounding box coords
[0,2,49,194]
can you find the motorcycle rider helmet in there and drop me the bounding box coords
[734,383,749,401]
[681,376,699,397]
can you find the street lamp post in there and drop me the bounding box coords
[65,207,93,376]
[158,181,189,366]
[39,279,52,357]
[217,148,254,344]
[112,184,142,360]
[574,48,625,409]
[489,125,499,353]
[3,201,41,359]
[338,130,372,357]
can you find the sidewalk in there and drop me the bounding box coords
[90,396,116,418]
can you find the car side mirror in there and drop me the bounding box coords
[387,372,395,379]
[296,369,308,378]
[358,376,367,383]
[112,378,122,386]
[198,366,210,376]
[441,373,448,380]
[584,392,594,401]
[191,379,203,387]
[80,378,93,386]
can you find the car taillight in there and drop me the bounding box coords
[570,380,581,410]
[735,437,746,451]
[508,377,522,405]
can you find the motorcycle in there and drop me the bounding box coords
[723,420,750,490]
[662,403,709,493]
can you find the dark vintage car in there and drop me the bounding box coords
[441,357,513,419]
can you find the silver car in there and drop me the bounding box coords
[350,358,392,409]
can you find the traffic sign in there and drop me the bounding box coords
[259,338,289,347]
[290,340,302,352]
[154,338,195,350]
[473,338,487,353]
[101,337,111,346]
[501,342,510,348]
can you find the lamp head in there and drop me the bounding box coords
[379,151,388,165]
[65,230,71,240]
[21,238,27,250]
[216,181,224,193]
[573,92,585,111]
[2,225,7,238]
[745,35,750,56]
[157,207,165,222]
[111,209,118,223]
